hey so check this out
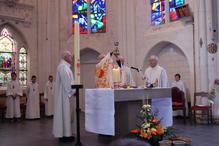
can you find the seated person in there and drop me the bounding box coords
[171,73,187,116]
[171,74,186,94]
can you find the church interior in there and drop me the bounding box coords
[1,0,219,146]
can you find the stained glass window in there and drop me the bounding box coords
[72,0,88,34]
[151,0,166,26]
[0,28,16,84]
[90,0,106,33]
[19,47,27,86]
[169,0,185,21]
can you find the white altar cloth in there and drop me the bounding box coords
[85,88,115,136]
[85,88,172,136]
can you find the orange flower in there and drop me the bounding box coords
[131,129,140,134]
[140,131,151,139]
[156,125,164,135]
[151,128,157,135]
[152,118,159,124]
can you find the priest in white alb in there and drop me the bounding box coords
[44,75,55,116]
[6,72,23,121]
[53,51,76,142]
[143,55,173,127]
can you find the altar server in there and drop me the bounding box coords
[171,74,186,94]
[53,51,76,142]
[44,75,55,116]
[26,75,40,119]
[143,55,172,127]
[6,72,23,120]
[172,74,187,116]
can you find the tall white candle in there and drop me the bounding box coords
[74,21,80,84]
[112,67,121,83]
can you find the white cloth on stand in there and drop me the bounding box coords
[211,84,219,119]
[85,88,115,136]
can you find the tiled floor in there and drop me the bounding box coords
[0,115,219,146]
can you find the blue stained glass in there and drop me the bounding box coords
[169,0,175,8]
[72,0,87,13]
[151,0,166,26]
[175,0,184,6]
[90,0,106,33]
[151,11,166,25]
[151,0,164,3]
[72,0,88,34]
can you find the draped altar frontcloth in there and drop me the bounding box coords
[85,88,115,136]
[85,88,172,136]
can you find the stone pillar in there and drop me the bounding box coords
[206,0,216,90]
[125,0,136,66]
[198,0,208,91]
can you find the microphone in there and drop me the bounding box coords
[130,67,139,72]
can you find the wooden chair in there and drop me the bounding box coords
[191,92,213,124]
[171,87,186,124]
[0,94,6,122]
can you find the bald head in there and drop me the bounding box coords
[148,55,158,68]
[62,51,73,64]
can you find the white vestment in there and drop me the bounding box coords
[144,65,173,127]
[44,81,55,116]
[211,84,219,119]
[53,60,75,138]
[25,82,40,119]
[6,80,23,118]
[172,80,187,116]
[172,80,186,94]
[121,65,136,87]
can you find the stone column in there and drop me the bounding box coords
[206,0,216,90]
[198,0,208,91]
[125,0,136,66]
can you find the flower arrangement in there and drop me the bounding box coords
[131,104,170,145]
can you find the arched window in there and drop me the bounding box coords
[19,47,27,86]
[0,28,28,86]
[0,28,16,84]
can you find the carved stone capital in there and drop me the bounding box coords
[0,1,34,27]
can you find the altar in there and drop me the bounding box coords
[85,88,172,138]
